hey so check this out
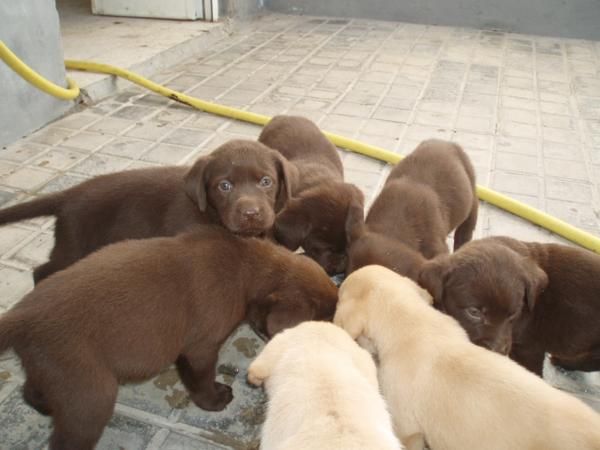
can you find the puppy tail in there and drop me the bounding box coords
[0,192,64,226]
[0,310,25,355]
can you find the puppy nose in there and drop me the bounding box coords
[242,207,260,218]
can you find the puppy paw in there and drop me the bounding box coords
[247,364,266,387]
[192,383,233,411]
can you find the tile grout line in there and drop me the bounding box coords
[127,19,342,166]
[177,19,360,165]
[353,24,431,198]
[532,36,549,215]
[219,19,355,111]
[367,25,459,198]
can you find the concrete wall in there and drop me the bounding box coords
[265,0,600,40]
[220,0,264,19]
[0,1,71,147]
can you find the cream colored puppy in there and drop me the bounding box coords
[248,321,404,450]
[334,265,600,450]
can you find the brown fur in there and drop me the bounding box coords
[259,115,364,275]
[0,225,338,450]
[419,236,600,376]
[346,139,478,279]
[0,140,295,283]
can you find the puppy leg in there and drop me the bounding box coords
[453,196,478,251]
[33,260,66,285]
[34,220,77,284]
[176,347,233,411]
[247,332,290,386]
[23,379,51,416]
[510,343,546,376]
[49,367,118,450]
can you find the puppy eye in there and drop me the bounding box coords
[259,176,273,188]
[218,180,233,192]
[465,307,483,322]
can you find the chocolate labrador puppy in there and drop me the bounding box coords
[0,225,338,450]
[419,236,600,376]
[345,139,478,279]
[259,115,364,275]
[0,140,295,283]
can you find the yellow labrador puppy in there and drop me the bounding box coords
[248,321,404,450]
[334,265,600,450]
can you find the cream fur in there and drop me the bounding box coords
[248,321,403,450]
[335,265,600,450]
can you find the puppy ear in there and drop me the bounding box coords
[265,298,313,337]
[247,331,289,386]
[522,258,548,311]
[418,255,450,303]
[272,152,299,211]
[184,155,212,212]
[333,302,364,340]
[273,199,310,250]
[345,197,366,245]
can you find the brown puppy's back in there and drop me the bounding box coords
[0,225,338,449]
[259,115,343,186]
[38,166,210,283]
[0,166,201,234]
[385,139,477,239]
[7,229,241,374]
[346,139,477,277]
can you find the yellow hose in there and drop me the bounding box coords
[1,42,599,253]
[0,41,79,100]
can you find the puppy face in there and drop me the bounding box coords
[274,183,364,275]
[418,243,548,354]
[247,255,339,339]
[248,321,378,389]
[184,140,297,236]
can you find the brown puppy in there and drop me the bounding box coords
[0,225,338,450]
[259,115,364,275]
[0,139,295,283]
[346,139,478,278]
[419,236,600,376]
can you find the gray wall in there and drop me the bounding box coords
[0,1,72,147]
[265,0,600,40]
[220,0,264,18]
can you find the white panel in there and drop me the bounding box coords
[92,0,205,20]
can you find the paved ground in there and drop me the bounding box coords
[56,0,227,100]
[1,13,600,449]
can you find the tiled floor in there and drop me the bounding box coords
[1,12,600,449]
